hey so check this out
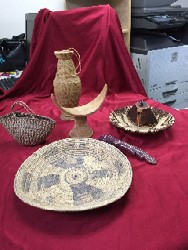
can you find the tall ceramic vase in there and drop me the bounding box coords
[52,49,81,120]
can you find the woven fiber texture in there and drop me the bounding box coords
[0,101,55,145]
[52,49,81,121]
[109,106,175,134]
[14,138,132,211]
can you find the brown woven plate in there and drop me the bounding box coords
[109,106,175,134]
[14,138,132,211]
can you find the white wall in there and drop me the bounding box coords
[0,0,188,39]
[0,0,65,38]
[174,0,188,7]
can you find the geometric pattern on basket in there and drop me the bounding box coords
[14,138,132,211]
[109,106,175,134]
[1,113,56,145]
[0,101,56,146]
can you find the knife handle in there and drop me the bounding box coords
[117,141,157,165]
[99,135,157,165]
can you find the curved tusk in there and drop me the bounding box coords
[61,84,108,117]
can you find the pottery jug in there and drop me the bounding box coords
[52,48,82,120]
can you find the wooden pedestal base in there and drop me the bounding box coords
[69,116,93,138]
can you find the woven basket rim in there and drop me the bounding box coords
[1,112,56,123]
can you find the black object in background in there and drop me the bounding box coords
[0,33,26,72]
[0,77,19,90]
[25,13,37,63]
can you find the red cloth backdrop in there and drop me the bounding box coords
[0,5,146,100]
[0,5,188,250]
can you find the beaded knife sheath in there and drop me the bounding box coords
[99,135,157,165]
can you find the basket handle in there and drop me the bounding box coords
[11,101,35,114]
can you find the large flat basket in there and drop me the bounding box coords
[14,138,132,211]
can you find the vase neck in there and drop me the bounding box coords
[54,50,74,60]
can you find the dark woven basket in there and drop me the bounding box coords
[0,101,56,146]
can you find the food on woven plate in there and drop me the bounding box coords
[109,101,175,134]
[127,100,157,127]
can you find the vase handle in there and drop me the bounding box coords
[69,48,81,75]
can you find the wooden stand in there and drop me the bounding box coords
[61,84,108,138]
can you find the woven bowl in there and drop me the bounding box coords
[0,101,56,146]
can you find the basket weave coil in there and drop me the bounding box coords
[0,101,56,146]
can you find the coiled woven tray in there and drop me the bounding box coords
[109,106,175,134]
[14,138,132,211]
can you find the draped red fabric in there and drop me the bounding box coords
[0,5,146,100]
[0,5,187,250]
